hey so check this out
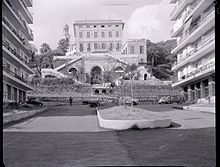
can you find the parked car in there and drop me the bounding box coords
[26,99,43,106]
[169,96,185,104]
[158,96,170,104]
[118,96,138,105]
[159,96,185,104]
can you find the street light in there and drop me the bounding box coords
[130,75,134,108]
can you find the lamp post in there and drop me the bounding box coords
[130,75,134,108]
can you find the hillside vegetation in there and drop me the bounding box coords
[146,39,177,80]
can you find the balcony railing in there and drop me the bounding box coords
[2,40,31,67]
[19,0,33,22]
[3,91,7,99]
[3,66,28,84]
[4,0,33,39]
[172,34,215,69]
[173,60,215,83]
[171,0,201,19]
[2,17,29,49]
[170,0,183,17]
[177,9,214,45]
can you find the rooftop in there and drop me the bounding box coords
[74,19,124,24]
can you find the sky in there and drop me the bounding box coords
[30,0,175,51]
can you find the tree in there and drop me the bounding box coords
[147,44,161,68]
[57,38,69,54]
[145,39,177,80]
[50,49,65,56]
[124,64,137,73]
[91,74,102,84]
[85,73,91,84]
[103,72,113,83]
[40,43,51,54]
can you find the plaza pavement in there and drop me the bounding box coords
[4,104,215,132]
[3,103,216,166]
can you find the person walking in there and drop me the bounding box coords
[69,96,73,106]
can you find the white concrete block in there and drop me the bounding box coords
[97,110,171,130]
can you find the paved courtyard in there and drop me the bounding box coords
[3,103,216,166]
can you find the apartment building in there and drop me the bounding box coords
[2,0,34,103]
[73,19,124,53]
[170,0,215,103]
[121,39,147,65]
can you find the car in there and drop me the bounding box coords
[159,96,185,104]
[169,96,182,104]
[158,96,170,104]
[118,96,138,106]
[26,99,43,106]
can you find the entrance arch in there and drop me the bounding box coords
[144,74,148,80]
[90,65,104,84]
[68,67,78,79]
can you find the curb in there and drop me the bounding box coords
[172,105,184,110]
[3,108,48,125]
[97,110,171,130]
[183,106,215,114]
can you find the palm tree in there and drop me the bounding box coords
[40,43,51,54]
[148,50,160,68]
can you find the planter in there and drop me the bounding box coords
[97,106,171,130]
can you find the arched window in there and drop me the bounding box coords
[94,89,99,94]
[114,66,124,73]
[45,75,56,78]
[102,89,107,94]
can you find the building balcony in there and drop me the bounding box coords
[170,19,184,37]
[2,18,31,55]
[170,0,194,21]
[14,0,33,24]
[3,0,34,40]
[3,66,33,91]
[170,0,177,3]
[172,35,215,70]
[184,0,214,24]
[172,60,215,87]
[171,10,215,54]
[2,41,34,74]
[24,0,33,7]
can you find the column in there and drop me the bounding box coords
[19,90,22,102]
[191,84,195,101]
[208,76,215,97]
[187,85,192,101]
[195,84,199,101]
[23,91,26,102]
[200,81,205,98]
[180,87,185,96]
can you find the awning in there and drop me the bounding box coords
[183,16,193,33]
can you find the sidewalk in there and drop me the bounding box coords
[174,103,215,114]
[3,107,47,125]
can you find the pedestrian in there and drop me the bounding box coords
[69,96,73,106]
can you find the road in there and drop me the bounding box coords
[3,103,216,167]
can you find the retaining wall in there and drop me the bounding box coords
[3,108,47,125]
